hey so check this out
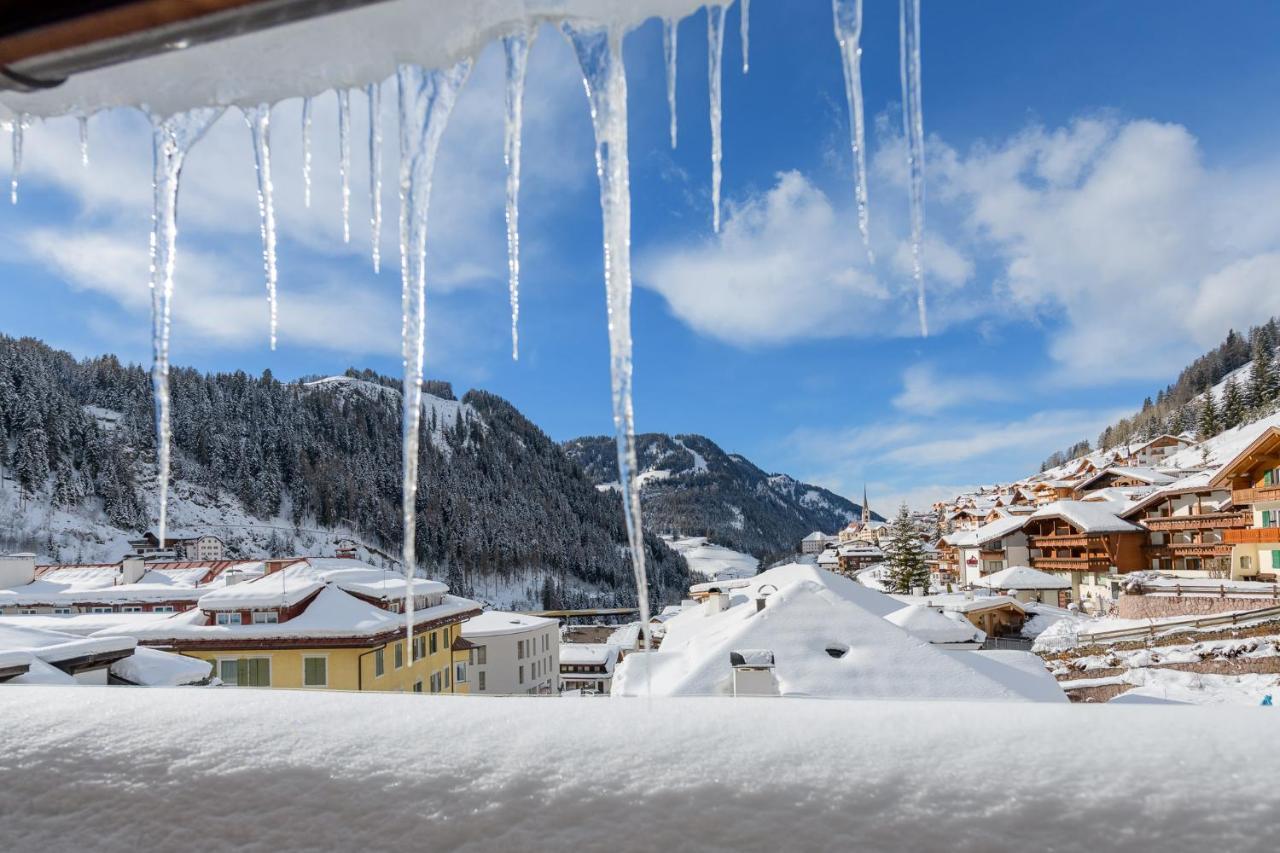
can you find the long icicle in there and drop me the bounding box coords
[396,60,472,660]
[338,89,352,243]
[148,108,223,547]
[740,0,751,73]
[244,104,279,350]
[663,18,678,148]
[367,81,383,273]
[79,115,90,167]
[563,21,654,659]
[900,0,928,336]
[833,0,873,262]
[301,96,314,208]
[707,5,726,232]
[10,115,25,204]
[502,29,533,360]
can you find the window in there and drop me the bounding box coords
[414,636,426,660]
[1264,510,1277,529]
[429,672,441,693]
[394,642,404,669]
[219,657,270,687]
[1273,550,1280,570]
[153,606,175,613]
[475,645,487,665]
[252,611,279,624]
[215,612,242,625]
[444,665,450,688]
[121,606,143,613]
[303,656,327,688]
[53,608,72,615]
[20,609,37,615]
[429,632,438,655]
[413,680,423,693]
[518,665,524,684]
[444,626,450,646]
[478,671,486,691]
[517,640,525,660]
[374,648,385,677]
[1242,556,1253,573]
[455,662,467,683]
[91,606,114,614]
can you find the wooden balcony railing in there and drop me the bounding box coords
[1224,528,1280,545]
[1027,534,1101,549]
[1232,485,1280,505]
[1031,556,1112,571]
[1142,512,1252,532]
[1147,543,1232,558]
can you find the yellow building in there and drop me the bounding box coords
[99,557,480,693]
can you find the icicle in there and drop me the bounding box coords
[663,18,678,149]
[833,0,873,262]
[707,5,726,232]
[243,104,279,350]
[366,81,383,273]
[740,0,751,73]
[562,22,654,655]
[396,60,472,656]
[900,0,928,336]
[10,115,25,205]
[338,89,352,243]
[78,115,89,167]
[502,29,533,360]
[301,96,313,208]
[148,108,223,547]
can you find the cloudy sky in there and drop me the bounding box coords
[3,1,1280,512]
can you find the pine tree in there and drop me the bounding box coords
[1221,375,1246,430]
[1248,337,1278,411]
[884,503,930,594]
[1199,391,1221,440]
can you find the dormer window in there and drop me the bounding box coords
[252,611,279,624]
[216,612,242,626]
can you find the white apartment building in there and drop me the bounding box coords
[461,610,559,695]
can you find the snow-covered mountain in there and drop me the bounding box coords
[563,433,877,559]
[0,336,692,611]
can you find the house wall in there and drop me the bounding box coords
[466,625,558,696]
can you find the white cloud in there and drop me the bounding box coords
[881,409,1122,467]
[892,363,1010,416]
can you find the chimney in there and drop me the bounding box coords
[224,570,245,586]
[0,553,37,589]
[264,558,292,575]
[729,649,779,697]
[703,592,730,616]
[118,556,146,585]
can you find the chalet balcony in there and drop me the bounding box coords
[1147,543,1233,558]
[1142,512,1252,532]
[1028,534,1100,549]
[1031,556,1113,572]
[1232,485,1280,505]
[1224,528,1280,545]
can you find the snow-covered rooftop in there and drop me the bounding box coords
[461,610,557,638]
[885,605,985,645]
[0,622,136,666]
[559,643,620,668]
[1028,501,1142,534]
[975,566,1072,591]
[614,563,1060,702]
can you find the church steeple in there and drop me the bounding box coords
[862,485,870,525]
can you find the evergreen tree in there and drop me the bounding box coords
[1199,391,1221,440]
[883,503,930,594]
[1248,336,1278,411]
[1221,375,1247,430]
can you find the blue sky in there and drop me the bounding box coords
[4,1,1280,512]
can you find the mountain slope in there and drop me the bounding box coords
[0,336,691,611]
[563,433,877,559]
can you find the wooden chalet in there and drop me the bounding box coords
[1122,477,1247,576]
[1209,426,1280,580]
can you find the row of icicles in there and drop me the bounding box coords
[3,0,927,663]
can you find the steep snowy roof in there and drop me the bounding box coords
[802,531,827,542]
[461,610,557,637]
[885,605,985,645]
[1029,501,1142,533]
[975,566,1071,591]
[970,514,1028,545]
[559,644,620,668]
[613,564,1060,702]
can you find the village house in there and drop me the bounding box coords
[461,610,559,695]
[1209,426,1280,581]
[1120,434,1196,468]
[558,643,621,694]
[1073,466,1176,498]
[973,565,1071,606]
[128,531,226,562]
[1120,473,1246,577]
[835,542,883,575]
[799,531,838,555]
[956,514,1032,586]
[97,558,480,692]
[1023,501,1147,609]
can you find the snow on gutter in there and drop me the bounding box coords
[0,0,712,119]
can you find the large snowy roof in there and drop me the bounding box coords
[109,646,212,687]
[974,566,1071,591]
[613,564,1061,702]
[970,514,1028,546]
[462,610,557,637]
[559,644,620,668]
[0,622,135,666]
[1028,501,1142,533]
[0,560,260,607]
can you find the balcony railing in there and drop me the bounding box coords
[1232,485,1280,505]
[1142,512,1252,531]
[1027,534,1102,549]
[1224,528,1280,545]
[1031,556,1113,571]
[1147,543,1232,558]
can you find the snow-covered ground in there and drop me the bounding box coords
[4,687,1280,851]
[662,536,758,580]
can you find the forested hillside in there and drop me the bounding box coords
[0,335,691,610]
[564,432,875,560]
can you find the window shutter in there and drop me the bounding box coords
[1273,550,1280,570]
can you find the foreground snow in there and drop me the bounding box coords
[2,687,1280,851]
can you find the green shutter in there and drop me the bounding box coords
[1266,470,1275,486]
[1265,511,1274,528]
[304,657,326,687]
[1273,550,1280,570]
[247,658,270,687]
